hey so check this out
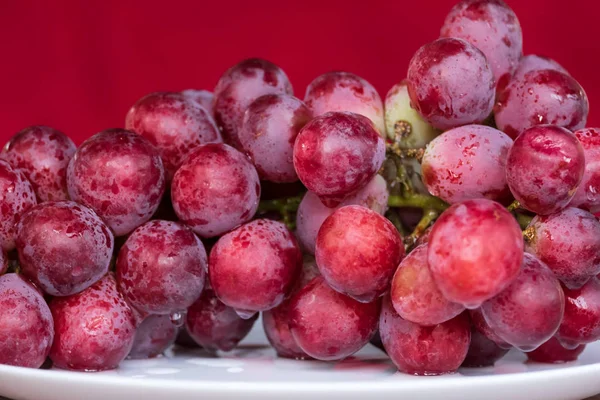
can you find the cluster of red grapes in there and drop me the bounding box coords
[1,0,599,376]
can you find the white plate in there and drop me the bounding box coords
[1,320,600,400]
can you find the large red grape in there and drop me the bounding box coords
[556,278,600,347]
[171,143,260,238]
[527,336,585,364]
[16,201,113,296]
[0,274,54,368]
[293,112,385,207]
[128,314,178,360]
[570,128,600,212]
[67,129,165,236]
[428,199,523,308]
[0,159,36,251]
[421,125,512,204]
[125,92,222,181]
[2,125,76,202]
[407,38,495,130]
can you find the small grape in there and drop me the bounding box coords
[213,58,293,149]
[527,208,600,289]
[289,276,380,361]
[481,253,564,351]
[506,125,584,215]
[556,278,600,347]
[421,125,512,204]
[391,244,465,326]
[495,70,589,138]
[526,337,585,364]
[570,128,600,212]
[125,92,222,181]
[1,125,76,202]
[181,89,215,116]
[293,112,385,207]
[428,199,524,308]
[462,328,509,368]
[128,314,178,360]
[304,71,385,136]
[0,274,54,368]
[171,143,260,238]
[0,159,36,251]
[239,94,312,183]
[407,38,495,130]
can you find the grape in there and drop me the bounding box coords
[384,81,440,146]
[440,0,522,84]
[128,314,178,360]
[526,337,585,364]
[181,89,215,116]
[262,255,320,359]
[295,175,388,255]
[462,329,509,368]
[171,143,260,238]
[15,201,113,296]
[316,205,403,302]
[213,58,293,149]
[1,125,76,202]
[556,278,600,347]
[513,55,568,81]
[116,220,206,315]
[570,128,600,212]
[391,244,464,326]
[209,219,302,316]
[414,226,433,247]
[407,38,495,130]
[288,276,380,361]
[185,281,257,352]
[304,71,385,136]
[481,253,564,351]
[526,208,600,289]
[421,125,512,204]
[293,112,385,207]
[239,94,312,183]
[495,70,589,138]
[0,160,36,251]
[125,92,222,181]
[49,274,136,371]
[506,125,585,215]
[469,308,511,349]
[67,129,165,236]
[379,297,470,375]
[0,274,53,368]
[428,199,523,308]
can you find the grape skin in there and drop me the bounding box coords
[128,314,178,360]
[462,328,509,368]
[181,89,215,116]
[570,128,600,212]
[526,336,585,364]
[556,278,600,347]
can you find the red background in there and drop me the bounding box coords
[0,0,598,145]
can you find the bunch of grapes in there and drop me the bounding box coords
[1,0,599,378]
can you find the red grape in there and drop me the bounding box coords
[0,159,36,251]
[1,125,76,202]
[295,175,388,255]
[293,112,385,207]
[181,89,215,116]
[0,273,54,368]
[209,219,302,316]
[379,297,470,375]
[239,94,312,183]
[49,274,136,371]
[527,336,585,364]
[462,328,509,367]
[570,128,600,212]
[213,58,293,149]
[289,276,380,361]
[421,125,512,204]
[407,38,495,130]
[556,278,600,347]
[16,201,113,296]
[125,92,222,181]
[185,281,257,352]
[171,143,260,238]
[316,205,403,302]
[428,199,523,308]
[304,71,385,135]
[526,208,600,289]
[67,129,165,236]
[469,308,511,349]
[495,70,589,139]
[440,0,523,84]
[391,244,464,326]
[481,253,564,351]
[506,125,585,215]
[128,314,178,360]
[116,220,206,315]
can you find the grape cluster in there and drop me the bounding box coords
[0,0,599,378]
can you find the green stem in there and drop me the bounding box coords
[385,209,407,236]
[516,212,534,231]
[258,195,303,230]
[507,200,521,212]
[388,193,449,213]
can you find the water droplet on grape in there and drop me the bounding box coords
[170,311,185,327]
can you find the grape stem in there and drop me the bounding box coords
[404,209,438,250]
[507,200,521,212]
[257,195,303,230]
[515,212,534,230]
[388,193,448,213]
[522,225,536,243]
